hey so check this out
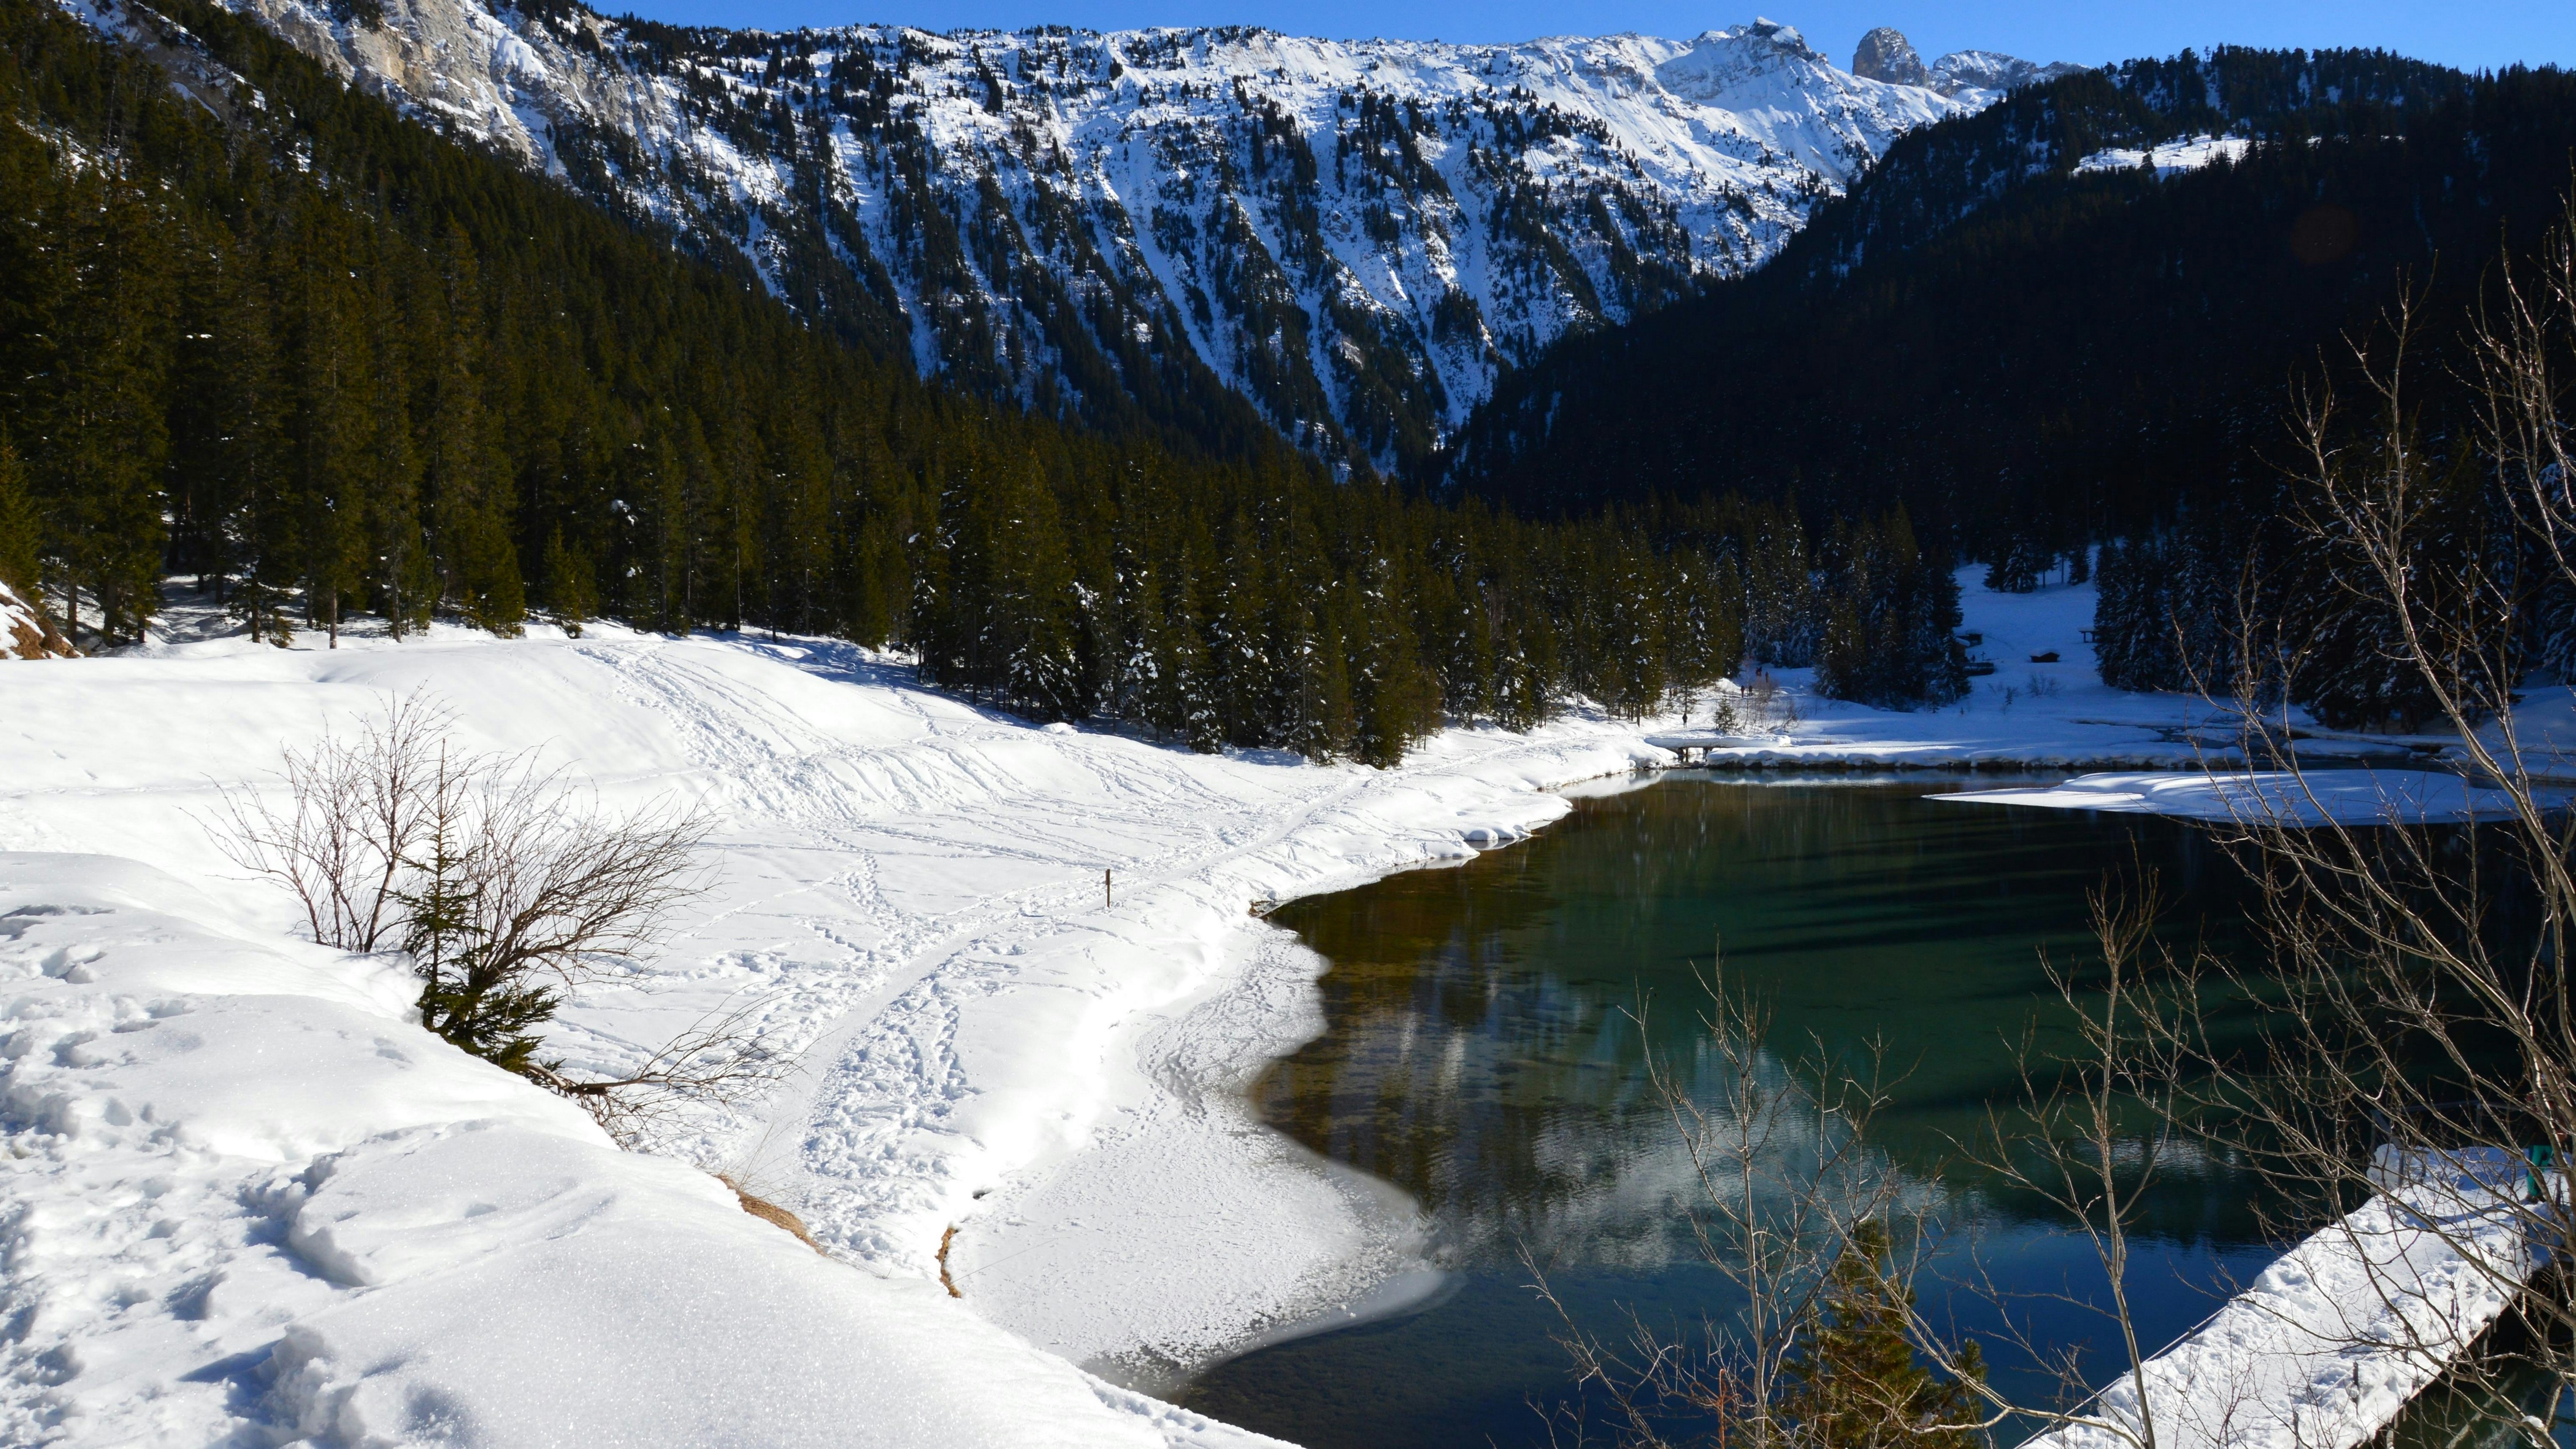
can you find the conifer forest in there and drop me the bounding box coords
[7,0,2576,752]
[17,2,2576,1446]
[1,0,1981,764]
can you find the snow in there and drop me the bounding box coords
[1686,569,2242,771]
[0,607,1658,1443]
[2,579,74,660]
[2026,1149,2551,1449]
[0,852,1267,1448]
[6,569,2553,1442]
[102,0,1989,459]
[2075,133,2253,179]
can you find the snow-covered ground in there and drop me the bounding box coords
[1698,571,2248,770]
[4,568,2552,1444]
[0,601,1667,1444]
[2027,1149,2551,1449]
[1935,770,2561,825]
[2074,133,2253,179]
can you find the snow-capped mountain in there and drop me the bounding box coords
[115,0,2045,469]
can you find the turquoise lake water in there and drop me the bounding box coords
[1178,773,2286,1448]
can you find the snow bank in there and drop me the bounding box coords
[1931,769,2550,826]
[2,579,74,660]
[2028,1150,2549,1449]
[0,853,1284,1447]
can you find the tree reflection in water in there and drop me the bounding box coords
[1184,775,2276,1449]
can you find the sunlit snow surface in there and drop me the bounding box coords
[2074,133,2253,179]
[0,602,1659,1444]
[10,572,2576,1444]
[2028,1149,2550,1449]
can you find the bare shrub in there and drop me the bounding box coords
[718,1172,823,1253]
[2161,212,2576,1444]
[1922,875,2211,1449]
[1532,965,1965,1449]
[1539,900,2246,1449]
[209,694,779,1146]
[211,693,447,953]
[1740,676,1805,733]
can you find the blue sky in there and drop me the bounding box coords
[604,0,2573,73]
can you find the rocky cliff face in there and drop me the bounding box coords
[1850,24,2079,99]
[1850,26,1931,89]
[104,0,2036,469]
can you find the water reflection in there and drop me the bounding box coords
[1182,775,2278,1448]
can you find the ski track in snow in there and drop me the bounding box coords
[0,612,1661,1444]
[11,572,2571,1443]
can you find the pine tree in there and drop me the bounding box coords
[399,760,554,1074]
[0,441,39,600]
[542,528,599,637]
[1782,1221,1988,1449]
[421,224,523,635]
[1350,555,1440,766]
[1981,534,2042,593]
[46,178,173,643]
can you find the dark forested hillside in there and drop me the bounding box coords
[5,0,1997,756]
[157,0,1985,478]
[1435,47,2576,568]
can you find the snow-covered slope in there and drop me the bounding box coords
[0,610,1671,1441]
[1848,25,2079,98]
[95,0,2028,468]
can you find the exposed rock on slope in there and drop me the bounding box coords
[3,581,73,659]
[1849,26,1931,88]
[119,0,2021,470]
[1850,25,2079,98]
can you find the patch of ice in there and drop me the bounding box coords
[1931,769,2547,826]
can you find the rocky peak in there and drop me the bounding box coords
[1851,26,2079,99]
[1850,26,1928,88]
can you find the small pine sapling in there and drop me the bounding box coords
[399,751,557,1074]
[1782,1220,1988,1449]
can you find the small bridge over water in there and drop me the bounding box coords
[1643,732,1785,763]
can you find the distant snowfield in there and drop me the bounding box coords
[6,571,2563,1445]
[2073,133,2253,180]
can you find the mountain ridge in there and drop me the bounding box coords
[64,0,2059,470]
[1430,43,2554,562]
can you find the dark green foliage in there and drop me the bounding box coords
[2091,515,2262,697]
[399,800,554,1075]
[542,528,599,636]
[0,0,1883,758]
[1442,47,2576,577]
[1782,1221,1988,1449]
[1814,508,1968,711]
[0,441,38,599]
[2274,427,2514,732]
[1440,44,2576,726]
